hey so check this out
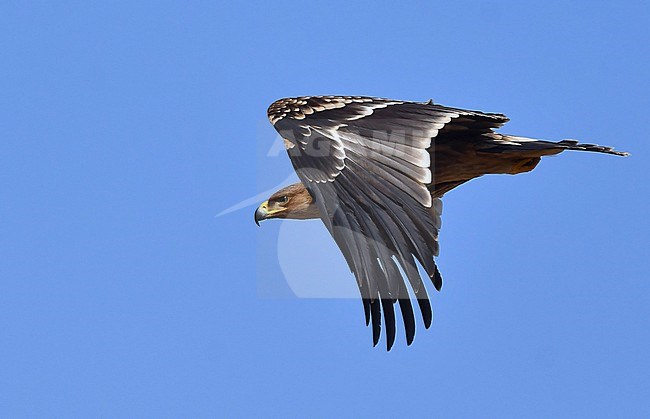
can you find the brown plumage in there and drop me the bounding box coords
[254,95,628,350]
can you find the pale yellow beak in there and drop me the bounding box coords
[254,200,287,226]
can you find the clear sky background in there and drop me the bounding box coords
[2,1,649,417]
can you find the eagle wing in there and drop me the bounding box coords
[268,96,508,349]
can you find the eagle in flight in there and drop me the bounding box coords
[254,96,627,350]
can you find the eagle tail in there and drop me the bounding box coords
[481,134,630,157]
[553,139,630,156]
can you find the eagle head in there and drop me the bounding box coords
[254,182,320,225]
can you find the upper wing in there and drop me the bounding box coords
[268,96,508,349]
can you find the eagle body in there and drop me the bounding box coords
[255,96,627,350]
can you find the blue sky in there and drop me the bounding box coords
[1,1,649,417]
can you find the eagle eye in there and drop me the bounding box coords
[277,195,289,204]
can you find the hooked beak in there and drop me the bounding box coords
[254,201,269,226]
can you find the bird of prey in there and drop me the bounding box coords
[254,96,628,350]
